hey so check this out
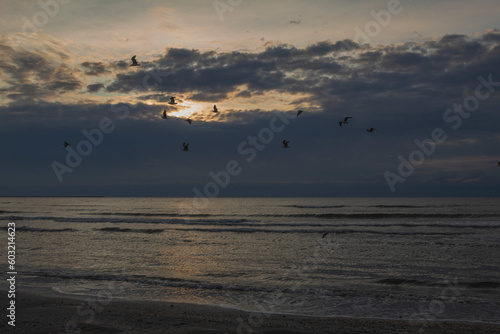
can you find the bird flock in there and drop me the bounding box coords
[62,55,499,167]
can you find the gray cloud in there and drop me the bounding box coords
[87,83,105,92]
[2,32,500,196]
[81,61,110,76]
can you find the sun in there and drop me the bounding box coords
[168,100,211,120]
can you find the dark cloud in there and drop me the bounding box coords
[188,91,228,102]
[87,83,105,93]
[0,39,83,104]
[482,29,500,42]
[235,90,252,98]
[81,61,109,76]
[2,32,500,196]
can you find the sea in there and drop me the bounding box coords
[1,197,499,326]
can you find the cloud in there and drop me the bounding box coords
[81,61,110,76]
[1,31,500,195]
[0,36,84,105]
[87,83,105,93]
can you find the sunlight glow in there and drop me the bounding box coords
[168,100,210,119]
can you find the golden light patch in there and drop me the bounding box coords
[168,100,210,120]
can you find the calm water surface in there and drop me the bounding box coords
[1,197,499,324]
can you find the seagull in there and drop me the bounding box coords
[161,110,168,119]
[169,97,177,105]
[366,128,376,133]
[182,142,190,151]
[212,105,218,113]
[339,117,352,127]
[64,142,70,148]
[130,55,140,66]
[282,140,290,148]
[296,110,304,117]
[185,118,192,125]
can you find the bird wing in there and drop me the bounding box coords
[345,117,352,121]
[339,122,342,127]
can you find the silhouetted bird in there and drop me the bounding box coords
[497,162,500,167]
[339,117,352,127]
[282,140,290,148]
[182,142,190,151]
[162,110,168,119]
[64,142,70,148]
[186,118,192,125]
[212,105,218,113]
[366,128,376,133]
[296,110,304,117]
[130,55,140,66]
[169,97,177,105]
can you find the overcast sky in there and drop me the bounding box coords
[1,0,499,197]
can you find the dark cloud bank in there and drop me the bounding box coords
[1,31,499,196]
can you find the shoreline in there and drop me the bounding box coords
[4,289,500,333]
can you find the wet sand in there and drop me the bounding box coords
[4,290,500,333]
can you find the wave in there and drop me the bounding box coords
[286,205,348,209]
[369,205,431,208]
[97,227,164,234]
[166,227,465,236]
[376,278,500,289]
[27,271,278,294]
[98,212,214,217]
[3,216,498,231]
[20,271,397,298]
[13,227,77,233]
[6,210,500,224]
[284,204,470,209]
[255,213,500,220]
[4,216,256,224]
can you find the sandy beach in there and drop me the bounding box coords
[4,290,500,334]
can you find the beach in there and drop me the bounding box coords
[6,289,500,334]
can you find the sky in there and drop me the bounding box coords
[1,0,500,197]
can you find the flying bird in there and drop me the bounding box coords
[185,118,192,125]
[212,105,218,113]
[366,128,376,133]
[282,140,290,148]
[161,110,168,119]
[497,162,500,167]
[296,110,304,117]
[182,142,190,151]
[169,97,177,105]
[339,117,352,127]
[130,55,140,66]
[64,142,70,148]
